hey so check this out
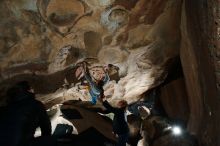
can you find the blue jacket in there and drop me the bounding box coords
[84,73,109,104]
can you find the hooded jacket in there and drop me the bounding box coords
[0,91,51,146]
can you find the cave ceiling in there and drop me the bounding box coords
[0,0,182,105]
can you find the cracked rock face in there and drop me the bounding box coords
[0,0,182,105]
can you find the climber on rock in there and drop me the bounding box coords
[75,61,110,104]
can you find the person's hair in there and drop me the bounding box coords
[108,64,113,67]
[6,81,33,104]
[118,100,128,108]
[6,85,24,103]
[6,85,22,99]
[16,81,31,92]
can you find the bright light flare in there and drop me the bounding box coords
[172,126,182,135]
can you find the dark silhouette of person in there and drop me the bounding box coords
[0,81,55,146]
[99,96,129,146]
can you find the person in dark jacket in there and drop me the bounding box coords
[99,96,129,146]
[0,81,55,146]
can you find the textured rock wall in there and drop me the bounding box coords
[212,0,220,91]
[0,0,182,106]
[160,78,189,122]
[1,0,220,145]
[180,0,220,145]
